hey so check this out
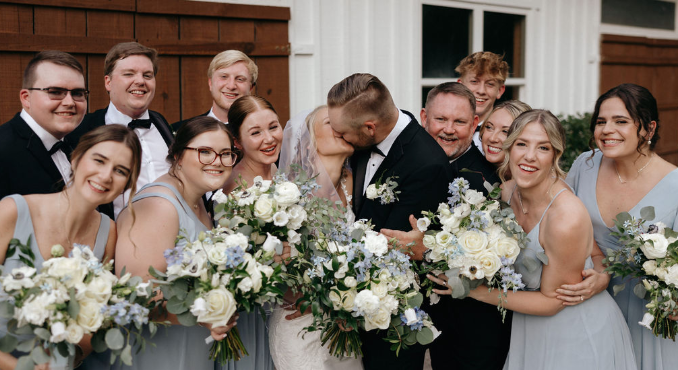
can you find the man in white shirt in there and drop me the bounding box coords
[172,50,258,130]
[456,51,508,153]
[0,51,87,198]
[70,42,173,218]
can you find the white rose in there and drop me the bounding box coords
[478,251,502,278]
[43,257,87,288]
[65,320,84,344]
[344,276,357,288]
[364,308,391,331]
[423,235,437,249]
[435,231,453,247]
[379,295,399,314]
[197,287,237,327]
[371,282,388,298]
[77,298,105,332]
[207,244,229,266]
[190,297,209,317]
[365,184,378,200]
[362,231,389,256]
[212,189,228,204]
[237,277,253,293]
[224,233,249,249]
[84,275,114,304]
[462,189,486,205]
[639,234,669,259]
[254,195,276,222]
[485,201,500,212]
[354,290,380,315]
[492,236,521,262]
[665,264,678,286]
[273,211,289,227]
[329,289,342,310]
[342,290,357,311]
[643,260,658,275]
[440,214,461,233]
[221,273,232,286]
[458,230,489,257]
[274,182,301,207]
[417,217,431,232]
[2,267,36,291]
[16,295,50,326]
[50,321,67,343]
[262,233,281,255]
[453,203,471,218]
[286,205,306,230]
[243,255,263,293]
[259,265,274,278]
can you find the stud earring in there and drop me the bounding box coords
[177,165,182,171]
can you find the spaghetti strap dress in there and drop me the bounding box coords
[503,187,637,370]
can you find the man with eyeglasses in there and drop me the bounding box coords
[70,42,173,219]
[0,50,87,199]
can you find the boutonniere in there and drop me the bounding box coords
[366,174,400,204]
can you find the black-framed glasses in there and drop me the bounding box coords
[27,87,89,102]
[185,147,238,167]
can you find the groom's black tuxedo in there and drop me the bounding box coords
[352,110,451,370]
[0,113,73,199]
[428,144,511,370]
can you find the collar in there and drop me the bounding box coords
[449,144,473,164]
[376,109,409,157]
[207,108,226,123]
[20,109,61,149]
[105,101,150,125]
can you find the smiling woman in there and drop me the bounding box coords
[0,125,141,369]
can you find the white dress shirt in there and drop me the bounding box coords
[473,120,484,155]
[363,109,410,193]
[21,109,71,182]
[105,102,171,218]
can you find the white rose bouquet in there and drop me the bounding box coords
[603,206,678,340]
[302,219,439,358]
[418,178,528,321]
[149,230,284,364]
[0,242,157,369]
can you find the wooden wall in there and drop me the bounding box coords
[600,34,678,165]
[0,0,291,125]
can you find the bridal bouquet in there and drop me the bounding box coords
[418,178,528,321]
[149,229,285,364]
[303,219,439,358]
[603,206,678,340]
[0,242,156,369]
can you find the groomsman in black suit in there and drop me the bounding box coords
[0,51,87,199]
[327,73,451,370]
[69,42,173,219]
[172,50,258,130]
[383,82,509,370]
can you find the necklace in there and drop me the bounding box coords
[614,154,653,184]
[517,191,528,214]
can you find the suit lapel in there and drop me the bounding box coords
[13,116,63,184]
[149,110,174,146]
[353,150,370,214]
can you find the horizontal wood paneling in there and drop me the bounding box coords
[2,0,135,11]
[136,0,290,21]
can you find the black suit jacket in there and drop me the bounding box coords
[66,107,174,218]
[0,113,71,199]
[352,111,452,370]
[171,110,210,132]
[428,144,510,370]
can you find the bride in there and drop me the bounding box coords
[268,106,361,369]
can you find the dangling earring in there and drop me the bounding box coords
[648,139,652,145]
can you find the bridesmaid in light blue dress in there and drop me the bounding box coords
[563,84,678,370]
[428,110,637,370]
[114,117,239,369]
[0,125,142,369]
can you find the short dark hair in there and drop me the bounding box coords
[104,42,158,77]
[589,83,660,153]
[425,82,476,112]
[326,73,397,128]
[227,95,278,142]
[22,51,84,89]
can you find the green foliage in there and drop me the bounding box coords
[558,112,592,172]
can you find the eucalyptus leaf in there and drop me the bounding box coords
[615,212,632,224]
[407,292,423,308]
[177,311,198,326]
[105,328,125,350]
[633,282,647,300]
[68,288,79,318]
[0,301,15,319]
[640,206,655,221]
[446,275,468,299]
[612,283,626,296]
[91,330,108,353]
[13,323,33,336]
[121,344,133,366]
[33,328,50,341]
[0,334,18,353]
[416,327,435,345]
[15,355,34,370]
[237,224,254,236]
[536,252,549,265]
[15,338,35,353]
[30,346,49,364]
[166,296,188,314]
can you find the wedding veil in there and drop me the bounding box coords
[278,107,343,204]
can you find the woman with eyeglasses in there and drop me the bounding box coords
[0,124,141,370]
[218,96,281,370]
[114,116,238,370]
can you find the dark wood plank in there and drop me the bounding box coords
[0,33,131,53]
[0,4,33,34]
[1,0,135,11]
[86,54,109,113]
[0,52,33,124]
[34,6,87,36]
[180,16,219,41]
[219,19,255,42]
[87,10,134,39]
[144,40,290,56]
[180,56,212,120]
[254,21,288,43]
[135,13,179,41]
[254,56,289,123]
[136,0,290,21]
[149,56,181,124]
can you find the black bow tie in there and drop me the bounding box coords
[371,146,385,157]
[128,119,152,130]
[49,141,65,155]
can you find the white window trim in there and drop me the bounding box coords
[417,1,531,109]
[600,0,678,40]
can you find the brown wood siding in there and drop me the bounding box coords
[0,0,290,125]
[600,34,678,165]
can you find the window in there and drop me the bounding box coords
[421,3,527,108]
[602,0,675,31]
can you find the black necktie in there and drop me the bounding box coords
[49,141,64,155]
[128,119,152,130]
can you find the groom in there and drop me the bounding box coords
[327,73,451,370]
